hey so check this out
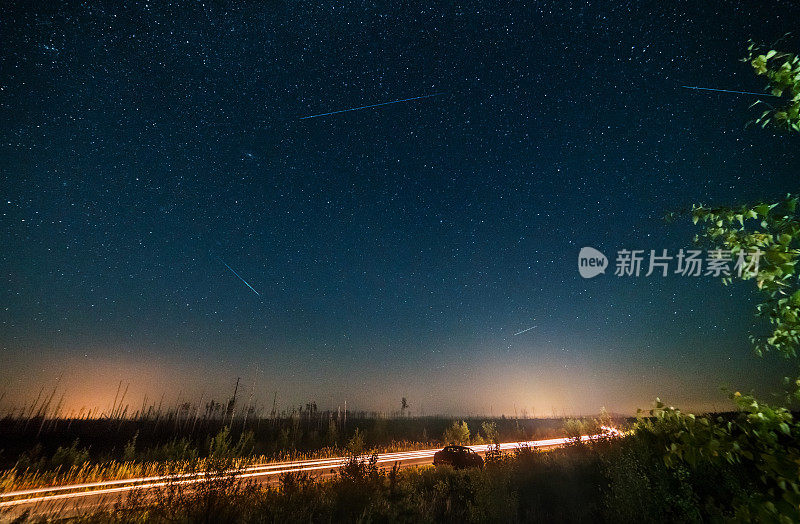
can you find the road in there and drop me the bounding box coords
[0,433,610,521]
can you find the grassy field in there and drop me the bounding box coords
[0,401,609,494]
[15,434,751,523]
[0,403,763,522]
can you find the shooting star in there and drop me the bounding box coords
[299,92,445,120]
[218,258,260,297]
[681,85,779,97]
[513,325,537,336]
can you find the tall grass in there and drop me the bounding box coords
[64,434,741,523]
[0,387,626,494]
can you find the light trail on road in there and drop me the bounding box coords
[0,429,620,513]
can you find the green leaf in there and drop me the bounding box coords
[755,204,771,218]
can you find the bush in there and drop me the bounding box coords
[563,419,585,444]
[480,421,499,445]
[346,428,364,455]
[443,421,470,445]
[50,439,90,470]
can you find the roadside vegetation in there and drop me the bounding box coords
[7,431,753,523]
[0,410,606,494]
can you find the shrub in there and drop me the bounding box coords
[443,421,470,445]
[50,439,90,470]
[480,421,499,445]
[563,418,585,444]
[346,428,364,455]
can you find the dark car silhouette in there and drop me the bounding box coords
[433,445,484,469]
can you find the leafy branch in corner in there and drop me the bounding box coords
[691,195,800,358]
[744,40,800,132]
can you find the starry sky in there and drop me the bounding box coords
[2,1,800,416]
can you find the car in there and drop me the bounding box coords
[433,445,485,469]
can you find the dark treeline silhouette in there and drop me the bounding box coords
[0,408,579,470]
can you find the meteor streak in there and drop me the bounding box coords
[513,325,537,336]
[680,85,779,97]
[218,258,260,296]
[299,92,444,120]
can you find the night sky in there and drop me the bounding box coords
[2,1,800,416]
